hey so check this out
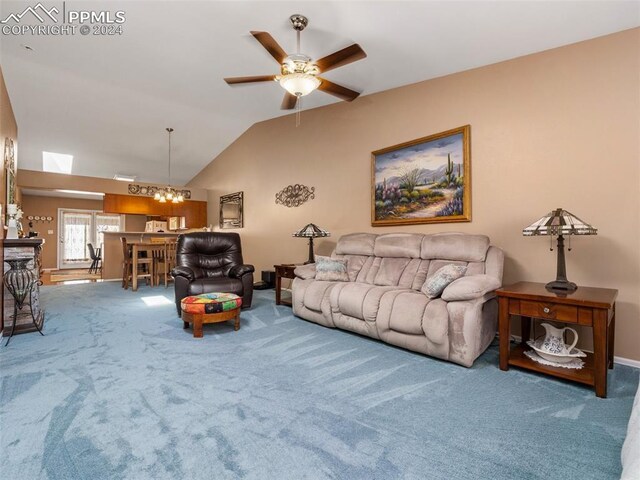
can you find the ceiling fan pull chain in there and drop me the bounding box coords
[296,96,301,127]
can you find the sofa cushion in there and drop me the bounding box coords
[376,293,449,352]
[315,256,349,282]
[421,233,490,262]
[331,282,398,322]
[374,233,423,258]
[374,257,411,286]
[333,254,369,282]
[421,264,467,298]
[362,257,382,285]
[388,292,429,335]
[335,233,376,256]
[303,280,338,312]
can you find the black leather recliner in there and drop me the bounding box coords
[171,232,254,316]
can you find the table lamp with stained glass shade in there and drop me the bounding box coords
[293,223,330,264]
[523,208,597,292]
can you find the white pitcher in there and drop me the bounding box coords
[540,323,578,355]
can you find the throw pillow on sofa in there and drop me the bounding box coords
[315,255,349,282]
[421,264,467,298]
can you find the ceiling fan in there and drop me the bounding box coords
[224,14,367,110]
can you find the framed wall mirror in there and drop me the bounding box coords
[219,191,243,229]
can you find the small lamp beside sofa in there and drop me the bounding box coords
[292,232,504,367]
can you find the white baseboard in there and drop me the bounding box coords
[503,334,639,369]
[615,356,640,369]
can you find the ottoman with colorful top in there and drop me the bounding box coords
[180,292,242,338]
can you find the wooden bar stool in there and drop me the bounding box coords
[152,239,177,288]
[121,237,153,289]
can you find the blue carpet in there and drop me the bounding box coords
[0,282,637,480]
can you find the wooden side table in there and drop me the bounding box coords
[274,264,297,306]
[497,281,617,398]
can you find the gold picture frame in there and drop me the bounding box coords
[371,125,471,226]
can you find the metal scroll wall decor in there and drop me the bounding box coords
[128,184,191,200]
[275,184,315,208]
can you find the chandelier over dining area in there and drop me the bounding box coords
[154,127,184,204]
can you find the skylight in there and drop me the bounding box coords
[43,151,73,174]
[114,174,136,182]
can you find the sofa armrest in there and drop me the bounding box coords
[229,264,255,279]
[294,263,316,280]
[441,274,501,301]
[171,265,205,282]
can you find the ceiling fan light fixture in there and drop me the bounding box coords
[279,73,320,97]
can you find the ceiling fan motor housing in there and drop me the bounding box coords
[280,54,319,76]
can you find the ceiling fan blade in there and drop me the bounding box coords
[318,78,361,102]
[224,75,276,85]
[281,92,298,110]
[315,44,367,73]
[250,31,288,64]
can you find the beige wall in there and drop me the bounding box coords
[18,169,208,201]
[20,194,148,269]
[1,66,18,212]
[189,28,640,361]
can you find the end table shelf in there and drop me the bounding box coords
[497,281,617,398]
[507,344,595,386]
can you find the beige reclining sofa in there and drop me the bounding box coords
[292,232,504,367]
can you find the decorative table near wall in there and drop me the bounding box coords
[274,264,298,306]
[2,238,45,344]
[497,281,617,398]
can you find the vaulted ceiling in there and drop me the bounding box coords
[1,1,638,185]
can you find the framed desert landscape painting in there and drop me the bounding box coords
[371,125,471,226]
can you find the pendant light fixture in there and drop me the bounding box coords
[154,127,184,204]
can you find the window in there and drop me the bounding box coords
[43,151,73,174]
[95,213,123,246]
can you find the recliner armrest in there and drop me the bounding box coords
[171,265,205,281]
[294,263,316,280]
[229,264,255,279]
[441,274,501,301]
